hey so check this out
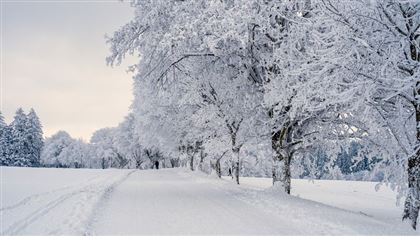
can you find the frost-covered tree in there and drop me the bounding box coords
[9,108,32,167]
[59,139,90,168]
[41,131,75,167]
[42,131,92,169]
[0,126,13,166]
[318,0,420,229]
[113,113,145,168]
[90,128,120,169]
[194,65,264,184]
[241,0,365,193]
[106,0,419,228]
[107,0,267,184]
[0,111,5,131]
[7,108,44,167]
[26,109,43,167]
[0,111,8,166]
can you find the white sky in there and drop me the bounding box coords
[1,0,137,141]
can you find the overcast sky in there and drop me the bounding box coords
[1,0,136,141]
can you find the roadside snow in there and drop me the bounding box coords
[237,177,405,224]
[1,167,416,235]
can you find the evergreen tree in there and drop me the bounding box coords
[0,111,5,128]
[0,111,8,166]
[1,125,13,166]
[9,108,31,167]
[26,109,43,167]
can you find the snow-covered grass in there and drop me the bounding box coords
[1,167,416,235]
[237,177,405,224]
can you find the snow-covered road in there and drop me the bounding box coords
[1,167,416,235]
[89,169,414,235]
[90,169,294,235]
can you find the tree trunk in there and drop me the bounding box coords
[401,13,420,230]
[272,126,292,194]
[403,153,420,230]
[199,149,205,171]
[283,151,292,194]
[189,153,194,171]
[272,151,292,194]
[233,149,240,185]
[215,158,222,178]
[272,156,281,184]
[272,129,282,184]
[402,97,420,229]
[101,158,106,169]
[170,158,179,168]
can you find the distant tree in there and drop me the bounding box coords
[0,126,13,166]
[90,127,130,169]
[0,111,9,166]
[6,108,44,167]
[9,108,31,167]
[0,111,5,130]
[58,139,89,168]
[41,131,74,167]
[113,113,146,169]
[26,109,43,167]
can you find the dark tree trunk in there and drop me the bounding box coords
[170,158,179,168]
[272,128,282,184]
[189,153,194,171]
[233,148,240,185]
[272,151,292,194]
[215,158,222,178]
[401,8,420,230]
[283,150,292,194]
[101,158,106,169]
[403,88,420,229]
[403,153,420,230]
[272,125,292,194]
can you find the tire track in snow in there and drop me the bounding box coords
[0,176,101,212]
[84,170,136,236]
[2,184,96,235]
[1,172,133,235]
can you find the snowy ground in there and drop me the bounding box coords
[1,167,416,235]
[237,177,407,225]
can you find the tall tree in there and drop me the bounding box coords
[9,108,31,167]
[320,0,420,229]
[26,109,44,167]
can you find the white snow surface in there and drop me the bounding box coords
[1,167,416,235]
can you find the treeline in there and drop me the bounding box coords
[40,114,177,170]
[0,108,384,180]
[0,109,176,170]
[0,109,43,167]
[0,108,374,179]
[40,113,377,181]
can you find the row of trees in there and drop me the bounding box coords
[0,109,173,170]
[106,0,419,229]
[41,114,376,180]
[41,114,174,170]
[0,109,44,167]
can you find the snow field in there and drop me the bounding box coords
[1,167,417,235]
[1,167,134,235]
